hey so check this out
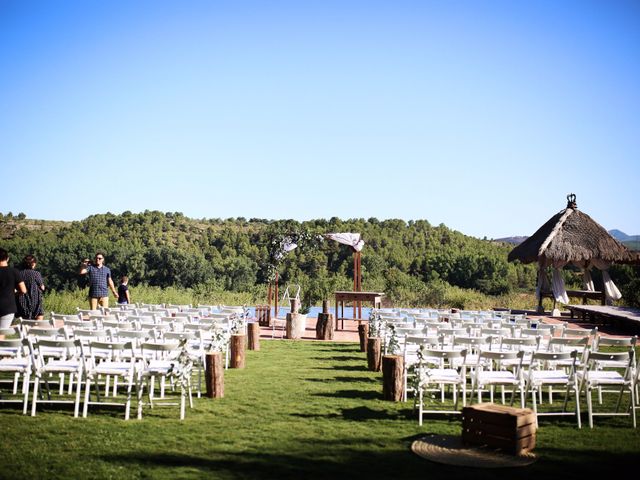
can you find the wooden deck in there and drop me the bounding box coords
[567,305,640,334]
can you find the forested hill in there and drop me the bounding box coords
[0,211,540,307]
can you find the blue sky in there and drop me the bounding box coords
[1,0,638,239]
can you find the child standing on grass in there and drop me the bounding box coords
[117,276,131,305]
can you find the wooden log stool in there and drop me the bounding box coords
[461,403,537,455]
[230,334,246,369]
[358,323,369,352]
[367,337,382,372]
[247,321,260,351]
[204,351,224,398]
[315,313,334,340]
[382,355,404,401]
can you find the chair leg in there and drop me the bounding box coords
[31,377,39,417]
[83,377,91,417]
[124,375,133,421]
[575,386,582,429]
[136,378,145,420]
[21,372,30,415]
[586,388,594,428]
[74,373,82,418]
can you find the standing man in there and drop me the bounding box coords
[78,252,118,309]
[0,248,27,328]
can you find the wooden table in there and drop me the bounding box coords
[334,291,384,330]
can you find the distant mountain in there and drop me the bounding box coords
[494,236,528,245]
[609,229,640,242]
[494,229,640,249]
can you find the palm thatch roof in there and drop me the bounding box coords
[508,194,639,265]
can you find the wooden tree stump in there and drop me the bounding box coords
[230,334,246,368]
[286,313,306,339]
[358,323,369,352]
[382,355,404,401]
[247,321,260,350]
[367,337,382,372]
[205,351,224,398]
[315,313,334,340]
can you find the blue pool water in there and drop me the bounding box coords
[246,305,372,319]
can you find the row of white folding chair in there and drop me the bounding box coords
[414,334,637,429]
[2,323,196,420]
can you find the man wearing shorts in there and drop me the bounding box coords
[78,252,118,309]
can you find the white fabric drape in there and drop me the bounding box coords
[602,270,622,302]
[325,233,365,252]
[552,268,569,304]
[582,268,595,292]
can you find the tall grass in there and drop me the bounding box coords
[45,285,267,315]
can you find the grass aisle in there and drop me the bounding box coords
[1,341,639,479]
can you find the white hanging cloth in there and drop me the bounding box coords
[582,268,595,292]
[601,270,622,302]
[587,259,622,302]
[325,233,365,252]
[552,268,569,304]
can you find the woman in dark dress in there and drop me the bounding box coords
[17,254,45,320]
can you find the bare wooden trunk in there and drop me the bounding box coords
[315,313,334,340]
[247,322,260,350]
[205,351,224,398]
[358,323,369,352]
[382,355,404,401]
[230,334,246,369]
[367,337,382,371]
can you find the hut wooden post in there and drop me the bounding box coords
[230,334,246,368]
[382,355,404,401]
[367,337,382,371]
[247,322,260,350]
[205,352,224,398]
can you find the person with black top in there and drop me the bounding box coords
[0,248,27,328]
[117,275,131,305]
[17,254,46,320]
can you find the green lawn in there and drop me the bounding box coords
[1,340,638,479]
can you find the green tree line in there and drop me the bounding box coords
[1,211,637,308]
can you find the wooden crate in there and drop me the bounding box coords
[255,305,271,327]
[461,403,537,455]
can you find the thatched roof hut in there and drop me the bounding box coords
[508,194,639,266]
[508,194,638,311]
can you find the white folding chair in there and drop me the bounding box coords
[471,350,525,407]
[524,350,581,428]
[137,341,193,420]
[416,348,468,425]
[80,340,137,420]
[402,335,441,402]
[577,350,636,428]
[28,338,83,417]
[0,338,32,414]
